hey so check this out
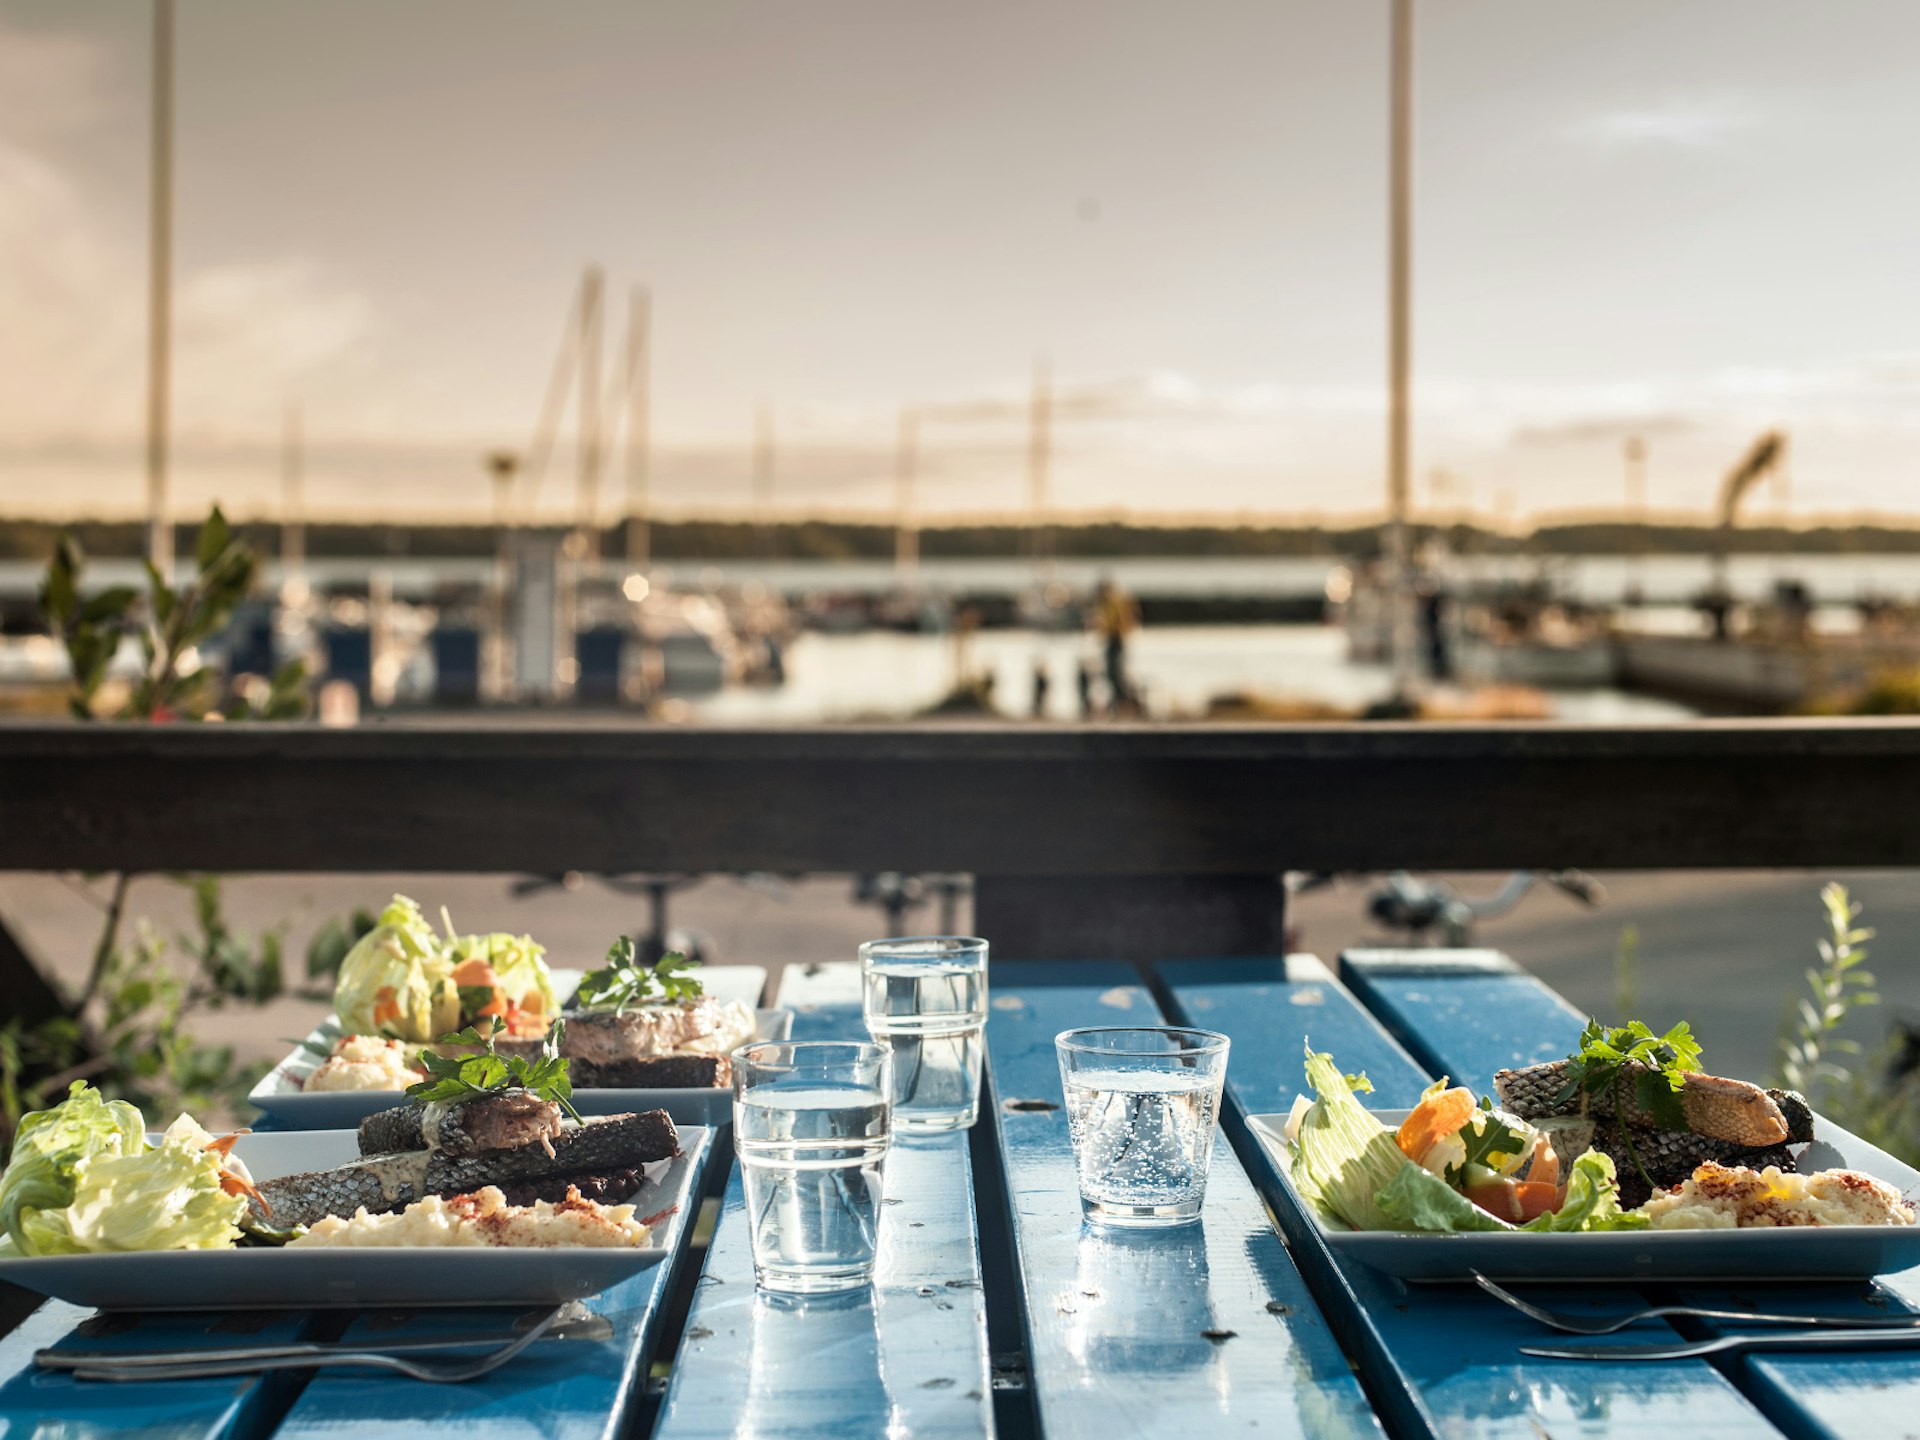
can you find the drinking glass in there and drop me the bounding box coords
[860,936,988,1131]
[733,1040,892,1293]
[1054,1026,1230,1227]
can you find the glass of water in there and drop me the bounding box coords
[860,935,988,1132]
[733,1040,892,1294]
[1055,1026,1230,1227]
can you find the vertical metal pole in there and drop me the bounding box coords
[754,401,775,558]
[895,406,919,586]
[282,402,305,598]
[1386,0,1416,700]
[1028,357,1052,582]
[623,287,651,573]
[577,266,605,565]
[1624,435,1647,603]
[146,0,175,575]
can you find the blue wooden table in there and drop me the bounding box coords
[4,951,1916,1439]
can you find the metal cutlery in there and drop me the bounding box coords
[1472,1272,1920,1336]
[43,1305,563,1384]
[1522,1328,1920,1361]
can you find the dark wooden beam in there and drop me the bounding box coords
[974,875,1287,962]
[2,720,1918,875]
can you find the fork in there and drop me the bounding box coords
[1472,1273,1920,1335]
[61,1305,562,1384]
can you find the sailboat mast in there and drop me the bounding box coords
[623,287,651,572]
[145,0,175,574]
[281,402,305,597]
[895,406,920,584]
[754,400,775,558]
[1385,0,1417,701]
[577,265,605,564]
[1027,357,1052,580]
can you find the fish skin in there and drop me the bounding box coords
[1493,1059,1789,1146]
[357,1090,563,1158]
[1533,1115,1797,1208]
[259,1109,680,1228]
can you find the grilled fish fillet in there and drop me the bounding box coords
[1494,1060,1789,1146]
[257,1109,679,1228]
[357,1090,563,1158]
[1533,1114,1797,1208]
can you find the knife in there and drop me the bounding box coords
[1524,1328,1920,1361]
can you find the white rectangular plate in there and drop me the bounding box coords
[1248,1108,1920,1281]
[251,966,787,1128]
[0,1125,709,1311]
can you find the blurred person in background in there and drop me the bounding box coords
[1092,576,1141,716]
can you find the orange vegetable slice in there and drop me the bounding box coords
[1395,1086,1477,1163]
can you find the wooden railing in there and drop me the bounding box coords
[5,719,1919,956]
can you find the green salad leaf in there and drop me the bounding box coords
[407,1019,581,1119]
[1289,1046,1423,1231]
[62,1116,249,1252]
[333,894,459,1042]
[573,938,703,1014]
[0,1082,147,1255]
[1517,1151,1648,1234]
[443,924,557,1022]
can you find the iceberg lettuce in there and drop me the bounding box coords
[334,894,459,1041]
[62,1115,248,1252]
[0,1082,146,1255]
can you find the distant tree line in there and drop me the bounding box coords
[4,515,1920,564]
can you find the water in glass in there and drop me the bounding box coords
[863,961,986,1131]
[735,1079,889,1292]
[1062,1067,1222,1224]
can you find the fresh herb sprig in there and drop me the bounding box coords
[406,1017,581,1119]
[1556,1019,1703,1189]
[1444,1098,1531,1187]
[573,938,703,1014]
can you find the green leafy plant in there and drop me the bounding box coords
[407,1019,582,1119]
[1777,883,1878,1096]
[0,878,286,1130]
[573,938,703,1013]
[0,508,319,1146]
[38,507,304,724]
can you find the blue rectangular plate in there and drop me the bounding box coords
[0,1125,708,1310]
[1249,1108,1920,1281]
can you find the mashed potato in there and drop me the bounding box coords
[1641,1162,1915,1229]
[291,1185,653,1248]
[305,1035,426,1093]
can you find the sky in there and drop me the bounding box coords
[1,0,1917,527]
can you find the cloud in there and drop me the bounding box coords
[1568,94,1760,151]
[0,19,381,461]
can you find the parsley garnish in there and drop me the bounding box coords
[1445,1097,1531,1186]
[1556,1019,1703,1189]
[406,1017,581,1119]
[573,938,704,1014]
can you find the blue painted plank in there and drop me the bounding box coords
[1337,948,1584,1092]
[1340,948,1920,1440]
[1156,953,1787,1440]
[985,962,1387,1440]
[270,1127,714,1440]
[0,1302,316,1440]
[652,961,992,1440]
